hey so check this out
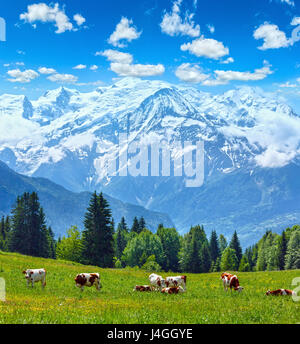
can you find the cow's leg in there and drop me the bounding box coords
[31,280,34,288]
[96,281,101,291]
[27,279,30,288]
[42,278,46,288]
[81,286,84,292]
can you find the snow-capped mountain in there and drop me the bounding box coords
[1,77,300,245]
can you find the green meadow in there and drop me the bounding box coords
[0,251,299,324]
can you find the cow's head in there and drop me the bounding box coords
[22,270,32,279]
[235,286,244,293]
[266,290,271,296]
[161,278,166,288]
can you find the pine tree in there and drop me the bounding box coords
[209,230,220,263]
[81,192,114,267]
[229,231,243,265]
[200,242,211,273]
[131,217,140,233]
[220,247,238,271]
[278,231,287,270]
[138,217,146,233]
[8,192,51,258]
[285,230,300,270]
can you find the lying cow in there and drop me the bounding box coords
[75,273,101,291]
[266,289,296,296]
[165,275,187,290]
[22,269,46,288]
[149,273,166,291]
[161,286,185,294]
[221,272,243,292]
[133,285,155,292]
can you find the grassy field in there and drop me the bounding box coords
[0,251,299,324]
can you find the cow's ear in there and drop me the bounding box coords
[22,270,26,274]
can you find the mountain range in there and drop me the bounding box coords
[0,160,174,236]
[0,77,300,245]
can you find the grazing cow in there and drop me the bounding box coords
[221,272,243,292]
[74,273,101,292]
[133,285,154,292]
[165,275,187,290]
[22,269,46,288]
[266,289,296,296]
[161,286,185,294]
[149,273,166,291]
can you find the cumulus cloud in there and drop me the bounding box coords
[47,73,78,84]
[214,62,273,83]
[279,0,294,6]
[175,63,209,83]
[220,57,234,64]
[73,14,86,26]
[253,23,290,50]
[20,3,85,34]
[7,69,39,83]
[73,64,87,70]
[99,49,133,64]
[254,19,300,50]
[110,63,165,77]
[90,65,98,71]
[160,0,200,37]
[181,36,229,59]
[108,17,141,48]
[38,67,56,74]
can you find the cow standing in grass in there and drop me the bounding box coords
[22,269,46,288]
[149,273,166,291]
[221,272,243,292]
[75,273,101,292]
[266,289,296,296]
[165,276,187,291]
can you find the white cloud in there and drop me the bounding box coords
[99,49,133,64]
[38,67,56,75]
[160,0,200,37]
[20,3,74,34]
[17,50,26,55]
[181,36,229,59]
[7,69,39,83]
[279,0,294,6]
[297,77,300,83]
[175,63,209,83]
[47,73,78,84]
[220,57,234,64]
[20,3,85,34]
[278,81,298,88]
[73,64,87,70]
[255,146,296,168]
[110,63,165,77]
[253,23,290,50]
[214,62,273,82]
[90,65,98,71]
[291,17,300,26]
[207,24,215,34]
[16,62,25,66]
[3,64,10,67]
[73,14,86,26]
[108,17,141,48]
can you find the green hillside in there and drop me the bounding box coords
[0,251,299,324]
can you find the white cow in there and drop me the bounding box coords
[22,269,46,288]
[149,273,166,291]
[165,275,187,290]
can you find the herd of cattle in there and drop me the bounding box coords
[22,269,296,296]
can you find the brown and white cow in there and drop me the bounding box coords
[149,273,166,291]
[22,269,46,288]
[165,276,187,291]
[75,273,101,291]
[133,285,155,292]
[161,286,185,294]
[266,289,296,296]
[221,272,243,292]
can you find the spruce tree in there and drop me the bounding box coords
[131,217,140,233]
[229,231,243,265]
[209,230,220,263]
[278,231,287,270]
[138,217,146,233]
[82,192,114,267]
[219,234,227,254]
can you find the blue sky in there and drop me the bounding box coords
[0,0,300,110]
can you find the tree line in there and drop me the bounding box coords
[1,191,299,272]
